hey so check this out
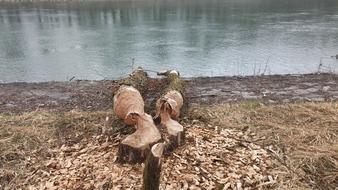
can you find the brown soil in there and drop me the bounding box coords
[186,73,338,105]
[0,80,114,114]
[1,73,338,114]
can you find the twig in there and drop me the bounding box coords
[266,147,304,179]
[318,58,323,73]
[262,57,270,75]
[131,58,135,72]
[69,76,75,81]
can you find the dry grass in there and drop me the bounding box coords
[0,111,113,188]
[190,101,338,189]
[1,102,338,189]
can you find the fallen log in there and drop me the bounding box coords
[115,67,149,96]
[157,70,184,95]
[108,67,149,139]
[142,142,165,190]
[114,85,161,163]
[155,70,185,153]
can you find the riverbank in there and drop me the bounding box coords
[1,73,338,189]
[1,73,338,114]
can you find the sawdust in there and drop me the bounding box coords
[11,124,274,190]
[190,101,338,189]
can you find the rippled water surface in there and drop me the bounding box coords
[1,0,338,82]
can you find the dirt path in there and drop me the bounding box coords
[1,73,338,114]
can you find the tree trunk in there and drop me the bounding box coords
[157,70,184,95]
[142,142,165,190]
[155,70,186,154]
[115,67,149,96]
[113,68,161,164]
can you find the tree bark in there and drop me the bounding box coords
[142,142,165,190]
[114,67,149,96]
[157,70,184,95]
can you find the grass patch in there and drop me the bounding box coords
[0,111,114,188]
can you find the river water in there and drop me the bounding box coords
[0,0,338,82]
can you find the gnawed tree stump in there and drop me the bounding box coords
[155,90,183,121]
[156,91,185,153]
[142,142,165,190]
[114,86,161,163]
[155,70,185,153]
[117,113,161,163]
[155,70,185,121]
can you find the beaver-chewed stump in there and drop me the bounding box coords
[142,142,165,190]
[117,113,161,164]
[114,84,161,164]
[155,70,185,154]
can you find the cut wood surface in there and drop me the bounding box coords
[114,85,144,125]
[157,91,185,153]
[114,85,161,163]
[118,113,161,163]
[155,90,183,120]
[156,70,185,153]
[142,142,165,190]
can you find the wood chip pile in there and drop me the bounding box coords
[21,124,276,190]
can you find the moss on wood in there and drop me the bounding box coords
[163,72,185,95]
[117,67,149,96]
